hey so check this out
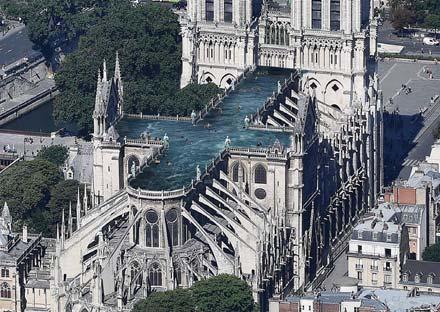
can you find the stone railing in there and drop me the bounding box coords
[126,184,192,200]
[124,113,192,122]
[247,124,297,133]
[228,146,287,159]
[124,137,164,146]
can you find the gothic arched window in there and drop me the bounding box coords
[330,0,341,30]
[175,266,182,286]
[149,262,162,286]
[254,164,267,184]
[265,26,270,44]
[209,41,214,59]
[1,268,9,278]
[232,162,245,183]
[205,0,214,21]
[0,282,11,298]
[166,208,179,246]
[224,0,233,22]
[145,210,159,248]
[130,262,142,287]
[312,0,322,29]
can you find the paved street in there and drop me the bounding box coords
[320,251,349,291]
[378,20,440,57]
[378,60,440,182]
[0,131,85,159]
[320,60,440,287]
[0,24,40,66]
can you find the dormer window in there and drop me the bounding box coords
[358,231,363,239]
[427,275,434,284]
[415,274,421,284]
[403,273,408,282]
[387,233,392,242]
[373,232,377,240]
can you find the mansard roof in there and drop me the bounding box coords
[402,259,440,285]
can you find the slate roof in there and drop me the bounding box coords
[285,292,388,310]
[66,143,93,184]
[401,259,440,285]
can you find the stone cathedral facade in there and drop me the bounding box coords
[49,1,383,311]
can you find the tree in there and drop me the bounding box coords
[36,145,68,166]
[133,275,255,312]
[391,6,416,32]
[0,159,61,231]
[423,243,440,262]
[132,289,194,312]
[425,14,440,32]
[53,1,184,134]
[0,0,113,58]
[0,158,81,236]
[45,179,81,236]
[388,0,440,29]
[192,275,255,312]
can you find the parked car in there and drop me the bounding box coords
[423,37,440,46]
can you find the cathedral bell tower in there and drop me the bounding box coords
[180,0,258,88]
[92,55,124,205]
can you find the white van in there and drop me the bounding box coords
[423,37,440,46]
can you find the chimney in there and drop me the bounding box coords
[22,225,28,243]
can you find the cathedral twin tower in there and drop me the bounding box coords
[180,0,378,112]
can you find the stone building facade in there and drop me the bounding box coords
[0,203,54,312]
[347,205,409,289]
[50,1,383,311]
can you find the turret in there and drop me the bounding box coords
[102,59,108,82]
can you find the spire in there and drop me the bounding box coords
[94,69,103,115]
[114,51,121,81]
[76,187,81,230]
[114,51,124,116]
[2,202,11,221]
[56,223,60,243]
[68,202,73,238]
[83,183,88,213]
[2,202,10,220]
[102,59,108,82]
[61,208,65,245]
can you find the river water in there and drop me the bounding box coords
[1,100,57,133]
